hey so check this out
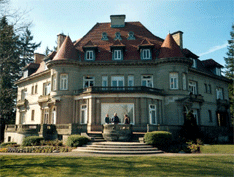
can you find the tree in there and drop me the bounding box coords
[20,28,41,67]
[0,16,21,123]
[224,24,234,125]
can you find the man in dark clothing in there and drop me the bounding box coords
[112,113,120,124]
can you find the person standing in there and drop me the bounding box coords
[105,114,110,124]
[112,113,120,124]
[124,114,130,124]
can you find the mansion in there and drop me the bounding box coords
[5,15,231,144]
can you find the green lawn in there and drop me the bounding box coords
[0,155,233,176]
[200,145,234,154]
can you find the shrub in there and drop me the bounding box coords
[22,136,44,146]
[66,135,89,147]
[144,131,172,150]
[0,142,17,147]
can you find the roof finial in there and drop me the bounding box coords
[168,30,170,34]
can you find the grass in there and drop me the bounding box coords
[0,155,233,176]
[200,144,234,154]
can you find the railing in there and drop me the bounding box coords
[16,99,27,107]
[5,125,18,132]
[189,94,204,103]
[217,99,229,107]
[74,86,164,95]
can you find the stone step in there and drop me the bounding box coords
[85,144,153,149]
[91,142,148,146]
[73,148,163,155]
[83,147,158,151]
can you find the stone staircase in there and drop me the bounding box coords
[73,142,163,155]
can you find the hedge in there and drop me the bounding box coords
[0,142,17,147]
[66,135,89,147]
[22,136,44,146]
[144,131,172,150]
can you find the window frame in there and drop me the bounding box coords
[43,82,51,95]
[60,74,68,90]
[216,87,223,100]
[86,50,94,61]
[189,81,197,95]
[83,76,95,88]
[113,50,122,60]
[142,49,151,60]
[141,75,153,88]
[149,104,157,125]
[192,59,197,68]
[31,110,35,121]
[80,104,87,124]
[170,72,178,90]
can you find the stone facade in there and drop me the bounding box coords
[4,15,231,144]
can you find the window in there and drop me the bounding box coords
[216,68,221,76]
[80,105,87,124]
[60,74,68,90]
[204,84,207,93]
[43,82,51,95]
[216,87,223,99]
[208,110,212,122]
[111,76,124,90]
[127,31,135,40]
[52,107,56,124]
[192,59,196,68]
[142,75,153,87]
[83,76,94,88]
[44,109,49,124]
[149,104,157,124]
[192,109,198,125]
[142,49,151,60]
[8,136,11,142]
[21,89,27,100]
[20,112,26,124]
[113,50,122,60]
[35,85,38,94]
[208,84,211,94]
[44,63,48,70]
[31,86,34,95]
[102,76,108,90]
[52,75,57,91]
[114,32,122,40]
[128,75,134,87]
[23,70,28,78]
[86,50,94,60]
[101,32,108,40]
[170,73,178,89]
[189,81,197,94]
[182,73,186,90]
[31,110,35,121]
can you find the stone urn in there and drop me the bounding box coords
[102,124,132,141]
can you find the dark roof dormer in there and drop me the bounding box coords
[202,59,223,76]
[82,40,98,61]
[158,33,184,59]
[138,38,154,50]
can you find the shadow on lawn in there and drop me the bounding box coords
[0,156,233,176]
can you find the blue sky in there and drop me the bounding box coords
[9,0,234,66]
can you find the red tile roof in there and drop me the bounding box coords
[74,22,163,61]
[53,36,78,60]
[158,33,184,59]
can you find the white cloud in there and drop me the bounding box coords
[199,42,228,56]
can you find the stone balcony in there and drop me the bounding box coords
[38,95,50,103]
[74,86,164,95]
[16,99,27,108]
[189,94,204,103]
[217,99,229,107]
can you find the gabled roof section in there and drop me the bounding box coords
[202,59,223,68]
[111,39,125,48]
[53,36,78,60]
[158,33,184,59]
[138,38,154,49]
[74,22,163,61]
[83,40,97,47]
[23,63,40,70]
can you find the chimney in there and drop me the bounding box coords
[57,33,66,51]
[172,31,183,49]
[110,15,126,28]
[34,53,45,64]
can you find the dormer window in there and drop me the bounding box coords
[113,50,122,60]
[192,59,197,68]
[101,32,108,40]
[114,32,122,40]
[141,49,151,60]
[23,70,28,78]
[128,31,135,40]
[86,50,94,60]
[216,67,221,76]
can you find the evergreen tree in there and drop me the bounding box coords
[19,27,41,67]
[224,24,234,124]
[0,16,21,123]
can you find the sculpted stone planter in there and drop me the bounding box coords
[102,124,132,141]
